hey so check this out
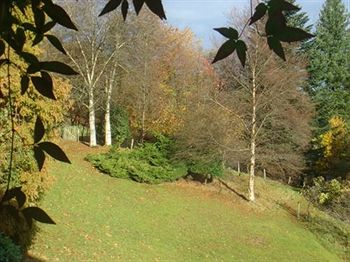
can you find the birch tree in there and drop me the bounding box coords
[60,0,120,147]
[215,22,313,201]
[103,45,125,146]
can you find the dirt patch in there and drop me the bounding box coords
[57,140,109,158]
[165,179,259,216]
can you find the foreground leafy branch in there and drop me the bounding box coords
[212,0,314,65]
[0,0,77,229]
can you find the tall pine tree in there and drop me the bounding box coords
[305,0,350,179]
[307,0,350,130]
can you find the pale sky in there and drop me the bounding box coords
[163,0,350,49]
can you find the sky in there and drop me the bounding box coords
[163,0,350,49]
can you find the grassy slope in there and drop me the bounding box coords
[28,142,347,261]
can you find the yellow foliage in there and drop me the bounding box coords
[317,116,349,171]
[0,6,72,197]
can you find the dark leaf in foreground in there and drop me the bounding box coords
[1,205,19,221]
[43,3,78,30]
[39,61,78,75]
[250,3,267,25]
[41,71,53,90]
[20,52,39,64]
[34,146,46,171]
[31,75,56,100]
[2,187,26,208]
[145,0,166,19]
[33,5,45,30]
[99,0,123,16]
[32,33,44,46]
[34,116,45,143]
[133,0,145,14]
[275,27,314,42]
[212,40,237,64]
[122,0,129,21]
[265,12,287,35]
[15,28,25,51]
[268,0,300,15]
[21,75,29,95]
[0,40,5,57]
[46,34,66,55]
[22,207,55,225]
[43,21,56,33]
[267,36,286,61]
[214,27,239,39]
[236,40,247,67]
[38,142,71,164]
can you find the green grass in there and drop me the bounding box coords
[28,142,348,261]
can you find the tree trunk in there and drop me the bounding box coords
[89,88,97,147]
[248,69,257,202]
[104,102,112,146]
[141,84,146,144]
[105,83,112,146]
[141,61,147,144]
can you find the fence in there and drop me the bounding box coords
[61,125,89,142]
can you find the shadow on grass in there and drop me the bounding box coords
[305,215,350,259]
[24,254,46,262]
[277,202,300,218]
[277,200,349,259]
[218,178,248,201]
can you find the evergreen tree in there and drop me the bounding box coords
[305,0,350,179]
[307,0,350,93]
[306,0,350,131]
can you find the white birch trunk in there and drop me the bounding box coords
[89,88,97,147]
[248,68,257,202]
[105,85,112,146]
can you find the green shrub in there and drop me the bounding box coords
[0,233,22,262]
[187,159,224,178]
[304,177,350,222]
[86,136,186,184]
[306,177,344,205]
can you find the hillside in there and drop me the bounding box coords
[27,141,349,261]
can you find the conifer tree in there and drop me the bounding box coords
[307,0,350,130]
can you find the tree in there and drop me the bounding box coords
[304,0,350,178]
[214,15,313,201]
[0,1,77,246]
[60,0,124,147]
[308,0,350,120]
[116,11,197,141]
[315,116,350,178]
[307,0,350,94]
[0,0,316,239]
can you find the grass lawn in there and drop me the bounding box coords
[27,141,348,261]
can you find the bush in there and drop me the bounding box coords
[0,190,37,252]
[0,233,22,262]
[0,146,53,204]
[187,159,224,179]
[86,136,186,184]
[305,177,344,205]
[304,177,350,222]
